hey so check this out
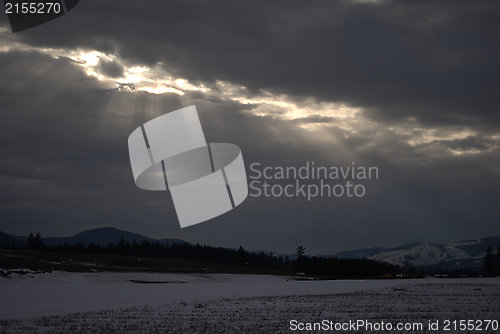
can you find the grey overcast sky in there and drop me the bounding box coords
[0,0,499,254]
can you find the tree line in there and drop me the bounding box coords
[483,244,500,277]
[6,233,399,278]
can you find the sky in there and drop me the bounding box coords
[0,0,499,254]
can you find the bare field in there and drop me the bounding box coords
[1,274,499,333]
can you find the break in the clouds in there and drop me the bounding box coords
[0,0,499,254]
[4,0,500,128]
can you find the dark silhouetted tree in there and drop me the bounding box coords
[26,232,43,250]
[496,245,500,276]
[116,237,129,255]
[27,233,35,249]
[296,246,305,257]
[295,245,306,273]
[484,245,495,277]
[236,246,247,266]
[34,232,43,250]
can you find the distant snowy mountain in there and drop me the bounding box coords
[333,236,500,270]
[332,246,388,260]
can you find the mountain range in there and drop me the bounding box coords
[1,228,498,270]
[0,227,187,248]
[332,237,500,270]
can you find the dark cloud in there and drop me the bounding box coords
[0,49,499,254]
[433,136,497,152]
[97,59,124,77]
[0,1,499,254]
[293,115,334,124]
[8,0,500,131]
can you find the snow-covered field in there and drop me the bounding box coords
[1,272,499,333]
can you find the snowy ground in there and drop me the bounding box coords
[1,272,499,333]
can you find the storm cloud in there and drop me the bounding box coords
[0,0,498,254]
